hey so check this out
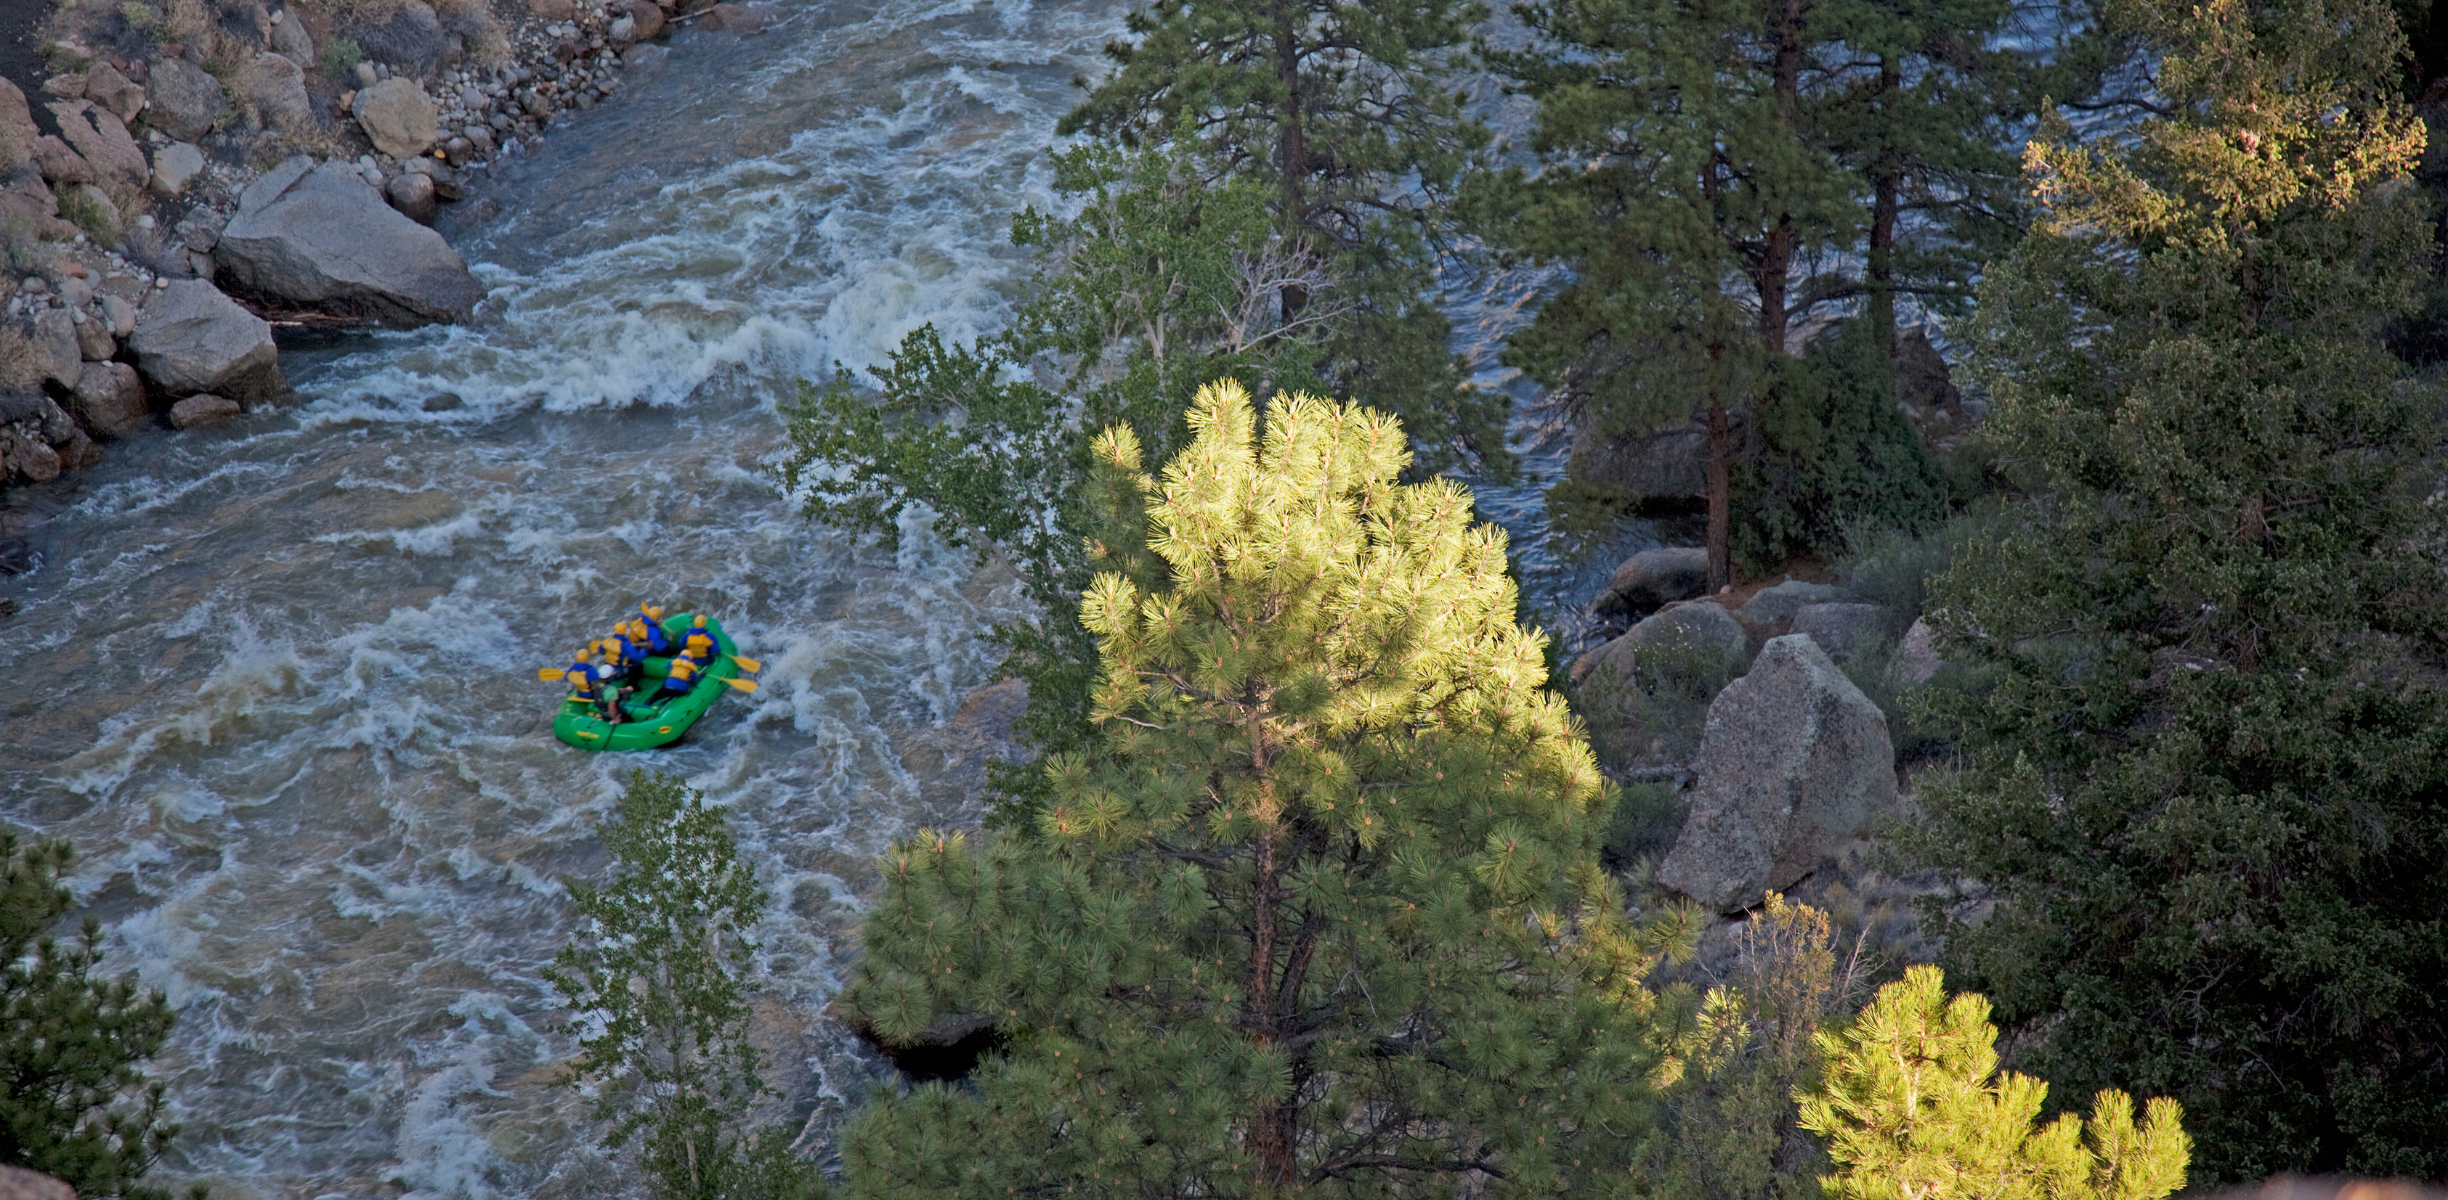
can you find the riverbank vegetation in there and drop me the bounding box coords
[772,0,2448,1187]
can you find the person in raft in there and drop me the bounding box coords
[615,603,673,661]
[655,615,721,705]
[591,635,641,700]
[565,646,624,724]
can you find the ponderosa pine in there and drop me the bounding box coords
[1905,0,2448,1178]
[839,381,1693,1198]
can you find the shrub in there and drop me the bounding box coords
[320,37,363,78]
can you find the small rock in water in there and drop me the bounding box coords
[0,540,39,576]
[421,391,463,412]
[170,393,243,429]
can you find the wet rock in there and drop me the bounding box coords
[1599,545,1709,617]
[1572,599,1749,686]
[354,78,439,159]
[626,0,665,39]
[215,158,483,327]
[28,310,80,389]
[1789,602,1889,662]
[0,427,60,482]
[145,56,223,143]
[170,393,243,429]
[420,391,462,412]
[699,3,766,31]
[30,136,93,186]
[1735,579,1851,624]
[1657,634,1898,913]
[149,140,205,197]
[128,279,287,403]
[269,10,315,65]
[69,361,147,439]
[0,537,37,574]
[0,81,38,172]
[49,100,149,199]
[244,53,314,136]
[85,62,148,124]
[1896,617,1941,685]
[73,311,115,361]
[386,172,437,223]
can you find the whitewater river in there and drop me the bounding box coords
[0,2,1610,1196]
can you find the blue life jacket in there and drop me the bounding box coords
[567,659,601,699]
[635,609,675,655]
[663,654,703,694]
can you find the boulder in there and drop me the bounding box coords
[30,136,92,186]
[128,279,287,403]
[73,312,115,361]
[244,53,314,135]
[1736,579,1851,624]
[357,2,457,73]
[102,294,136,338]
[1600,545,1709,616]
[0,1165,76,1200]
[626,0,665,39]
[1657,635,1897,913]
[68,361,148,439]
[608,15,638,43]
[84,62,148,124]
[269,11,315,65]
[699,3,767,31]
[145,56,223,143]
[28,310,79,388]
[1896,617,1941,685]
[0,80,38,172]
[353,78,439,159]
[0,425,60,482]
[149,140,206,196]
[170,393,243,429]
[1573,599,1748,686]
[38,74,85,100]
[49,102,146,203]
[385,171,437,223]
[1789,602,1888,662]
[215,157,483,327]
[1576,422,1708,501]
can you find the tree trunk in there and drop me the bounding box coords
[1706,345,1732,593]
[1869,57,1901,369]
[1275,1,1309,322]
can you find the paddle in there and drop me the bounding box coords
[726,653,763,672]
[721,676,758,693]
[538,667,568,681]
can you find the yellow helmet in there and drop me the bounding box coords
[692,615,708,629]
[641,603,666,620]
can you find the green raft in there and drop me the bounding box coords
[553,613,744,751]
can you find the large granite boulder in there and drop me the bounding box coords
[269,10,316,65]
[244,53,314,136]
[214,157,483,327]
[69,361,148,439]
[1576,423,1707,501]
[1790,602,1889,662]
[150,141,206,197]
[145,55,223,143]
[83,62,148,124]
[1896,617,1941,685]
[128,280,287,404]
[1736,579,1851,624]
[0,1165,76,1200]
[1573,599,1748,686]
[357,2,457,73]
[1657,634,1898,913]
[47,101,145,202]
[1599,545,1710,616]
[353,78,438,159]
[27,310,79,389]
[0,80,37,171]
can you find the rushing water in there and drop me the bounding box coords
[0,2,1645,1196]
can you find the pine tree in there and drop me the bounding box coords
[838,381,1695,1198]
[546,772,823,1200]
[1488,0,2070,579]
[1797,966,2191,1200]
[1902,0,2448,1177]
[0,836,187,1200]
[1061,0,1513,479]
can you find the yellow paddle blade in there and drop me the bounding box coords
[538,667,567,681]
[725,653,763,672]
[721,676,759,693]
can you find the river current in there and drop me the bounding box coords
[0,2,1612,1196]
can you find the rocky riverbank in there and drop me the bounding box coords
[0,0,764,526]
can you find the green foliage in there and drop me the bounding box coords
[1834,505,2005,632]
[0,836,189,1200]
[1575,637,1748,771]
[545,772,823,1200]
[1797,966,2191,1200]
[839,381,1695,1198]
[52,186,117,245]
[1599,780,1686,873]
[1655,895,1862,1200]
[320,37,364,78]
[1059,0,1512,481]
[118,1,164,38]
[1733,320,1952,572]
[1902,0,2448,1178]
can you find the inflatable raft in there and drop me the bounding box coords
[553,613,743,751]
